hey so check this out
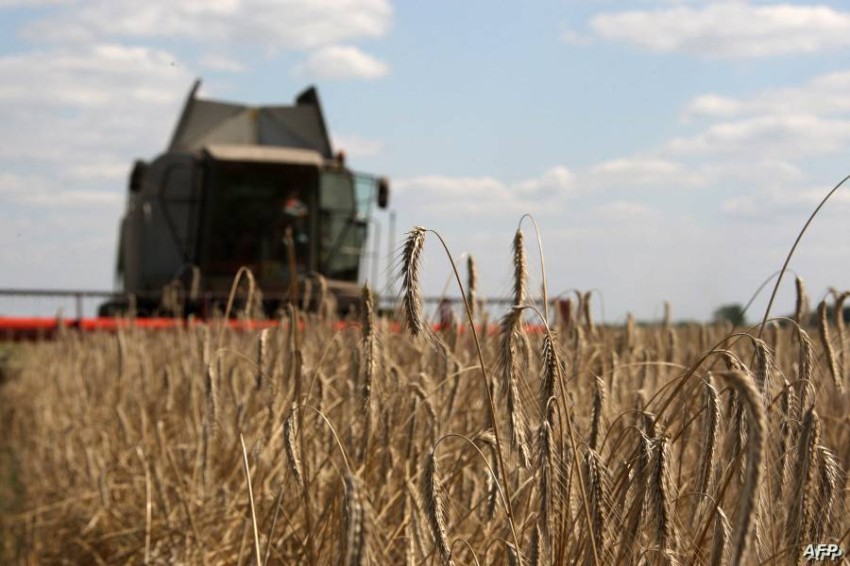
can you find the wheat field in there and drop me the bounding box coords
[1,226,848,565]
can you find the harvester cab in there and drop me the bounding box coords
[103,80,389,317]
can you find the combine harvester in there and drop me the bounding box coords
[1,80,392,338]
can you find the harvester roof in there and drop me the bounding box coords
[168,80,334,159]
[203,144,323,167]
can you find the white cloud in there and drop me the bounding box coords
[709,158,804,186]
[295,45,388,80]
[0,0,69,5]
[560,29,592,46]
[0,173,121,207]
[22,0,392,51]
[0,173,31,193]
[66,163,130,181]
[667,114,850,157]
[0,43,191,165]
[684,70,850,119]
[589,200,660,222]
[722,184,850,219]
[333,133,384,156]
[0,44,187,109]
[198,54,245,73]
[671,68,850,186]
[17,189,122,207]
[683,94,744,119]
[394,158,710,221]
[586,157,707,188]
[0,41,187,294]
[589,3,850,58]
[514,166,575,198]
[395,166,577,217]
[395,174,503,198]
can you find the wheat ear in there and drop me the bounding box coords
[617,432,652,564]
[341,474,366,566]
[695,379,720,504]
[466,254,478,321]
[583,290,595,334]
[584,449,609,566]
[818,300,843,392]
[284,405,305,489]
[588,375,606,451]
[401,227,427,336]
[775,377,796,501]
[649,432,674,555]
[537,417,554,562]
[500,308,531,467]
[752,338,773,400]
[786,407,821,561]
[255,328,268,391]
[423,450,453,566]
[834,291,848,379]
[811,446,840,544]
[361,285,376,413]
[709,507,731,566]
[718,369,766,566]
[512,229,527,306]
[794,275,809,325]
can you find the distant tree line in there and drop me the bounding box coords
[712,302,850,327]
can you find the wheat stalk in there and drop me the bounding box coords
[239,434,262,566]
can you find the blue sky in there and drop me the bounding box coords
[2,0,850,322]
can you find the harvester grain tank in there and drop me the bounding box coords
[102,80,389,316]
